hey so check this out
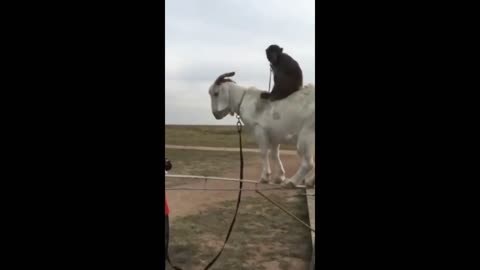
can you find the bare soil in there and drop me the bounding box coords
[166,151,312,270]
[166,154,300,221]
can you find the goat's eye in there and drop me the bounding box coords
[213,92,219,97]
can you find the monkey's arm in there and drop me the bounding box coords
[261,80,278,99]
[260,71,280,99]
[268,75,293,101]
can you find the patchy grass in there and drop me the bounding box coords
[165,125,296,150]
[167,194,313,270]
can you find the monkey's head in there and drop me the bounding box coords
[266,44,283,65]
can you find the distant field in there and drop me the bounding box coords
[165,125,296,150]
[165,148,258,187]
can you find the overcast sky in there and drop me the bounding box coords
[165,0,315,125]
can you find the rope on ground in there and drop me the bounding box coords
[202,114,245,270]
[255,190,315,233]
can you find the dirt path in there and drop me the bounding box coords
[166,144,297,155]
[166,154,300,221]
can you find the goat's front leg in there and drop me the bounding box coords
[259,148,271,184]
[253,126,271,183]
[271,144,286,184]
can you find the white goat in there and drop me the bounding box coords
[208,72,315,188]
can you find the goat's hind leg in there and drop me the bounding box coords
[283,154,314,189]
[304,159,315,188]
[305,140,316,188]
[283,132,314,189]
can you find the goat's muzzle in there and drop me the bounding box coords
[212,107,231,120]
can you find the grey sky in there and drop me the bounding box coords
[165,0,315,125]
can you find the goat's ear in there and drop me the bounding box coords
[279,47,283,53]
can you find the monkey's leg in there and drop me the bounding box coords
[269,87,290,101]
[266,84,285,101]
[260,91,271,99]
[269,82,300,101]
[261,83,280,99]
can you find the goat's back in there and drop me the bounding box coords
[244,84,315,145]
[266,84,315,119]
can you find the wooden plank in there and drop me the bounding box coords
[306,187,315,270]
[306,188,315,246]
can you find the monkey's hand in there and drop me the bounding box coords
[260,92,270,99]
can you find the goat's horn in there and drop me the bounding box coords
[214,72,235,85]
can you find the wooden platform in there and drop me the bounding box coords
[306,187,315,270]
[306,188,315,246]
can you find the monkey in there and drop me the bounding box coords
[260,44,303,101]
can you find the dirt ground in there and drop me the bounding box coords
[166,151,312,270]
[166,154,300,221]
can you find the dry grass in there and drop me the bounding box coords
[165,125,296,150]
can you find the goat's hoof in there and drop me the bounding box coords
[305,177,315,188]
[272,176,285,184]
[281,181,297,189]
[260,178,269,184]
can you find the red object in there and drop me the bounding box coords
[165,197,170,215]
